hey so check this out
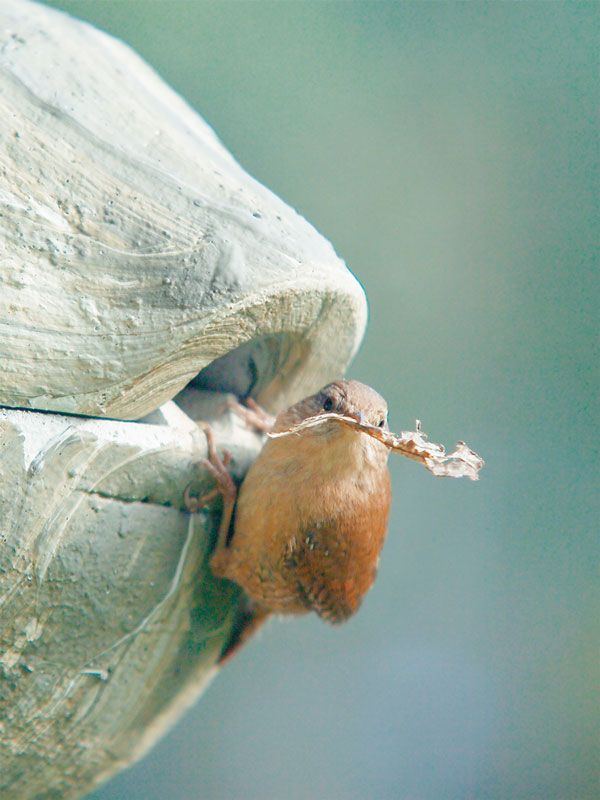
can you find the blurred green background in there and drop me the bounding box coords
[44,2,598,799]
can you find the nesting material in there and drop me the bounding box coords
[269,414,485,480]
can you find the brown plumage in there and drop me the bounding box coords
[201,380,392,659]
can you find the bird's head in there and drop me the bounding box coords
[274,379,388,434]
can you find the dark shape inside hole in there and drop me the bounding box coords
[139,334,301,426]
[189,338,263,400]
[194,335,294,399]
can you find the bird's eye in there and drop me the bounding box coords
[323,397,334,412]
[378,418,385,428]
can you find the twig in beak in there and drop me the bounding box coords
[268,413,484,481]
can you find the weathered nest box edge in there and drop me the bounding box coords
[0,2,368,798]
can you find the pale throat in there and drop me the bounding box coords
[294,424,389,483]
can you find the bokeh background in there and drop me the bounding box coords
[44,2,598,799]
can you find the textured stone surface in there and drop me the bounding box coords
[0,0,366,419]
[0,397,262,799]
[0,2,368,796]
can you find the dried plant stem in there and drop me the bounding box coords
[269,414,484,480]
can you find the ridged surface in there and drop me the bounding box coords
[0,396,262,799]
[0,0,366,419]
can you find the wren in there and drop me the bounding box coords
[186,379,392,660]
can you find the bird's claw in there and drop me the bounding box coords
[226,396,275,433]
[184,424,236,513]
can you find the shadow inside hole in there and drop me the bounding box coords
[188,338,264,400]
[139,333,310,427]
[180,334,306,409]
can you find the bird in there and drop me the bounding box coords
[185,379,392,661]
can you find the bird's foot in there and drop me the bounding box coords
[227,396,275,433]
[184,424,237,557]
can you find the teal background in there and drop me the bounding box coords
[44,2,598,799]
